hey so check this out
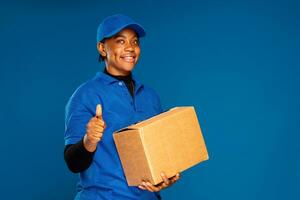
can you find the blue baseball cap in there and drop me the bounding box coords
[96,14,146,43]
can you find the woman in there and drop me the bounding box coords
[64,14,180,200]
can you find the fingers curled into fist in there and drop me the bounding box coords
[83,104,106,152]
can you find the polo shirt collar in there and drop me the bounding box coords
[95,71,144,92]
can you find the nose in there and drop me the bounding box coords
[124,42,134,52]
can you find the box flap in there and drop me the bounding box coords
[115,126,139,133]
[128,107,191,129]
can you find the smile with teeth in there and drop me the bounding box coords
[121,55,135,62]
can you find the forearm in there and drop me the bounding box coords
[64,139,95,173]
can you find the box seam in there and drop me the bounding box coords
[139,128,155,184]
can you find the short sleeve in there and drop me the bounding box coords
[64,86,102,145]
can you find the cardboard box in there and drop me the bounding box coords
[113,106,209,186]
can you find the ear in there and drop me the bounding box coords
[97,42,106,57]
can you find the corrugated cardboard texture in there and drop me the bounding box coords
[113,107,209,186]
[113,130,154,185]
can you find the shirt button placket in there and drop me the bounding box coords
[119,81,135,109]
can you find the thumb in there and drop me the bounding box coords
[96,104,102,118]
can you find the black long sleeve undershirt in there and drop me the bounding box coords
[64,139,95,173]
[64,68,134,173]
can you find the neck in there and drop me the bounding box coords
[105,66,131,76]
[104,67,132,83]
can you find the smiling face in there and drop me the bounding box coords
[97,28,141,76]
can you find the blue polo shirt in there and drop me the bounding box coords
[64,71,163,200]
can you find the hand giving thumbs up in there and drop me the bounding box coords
[83,104,106,152]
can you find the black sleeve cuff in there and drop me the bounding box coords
[64,139,95,173]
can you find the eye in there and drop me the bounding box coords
[116,39,125,44]
[133,39,140,46]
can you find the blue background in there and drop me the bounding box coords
[0,0,299,199]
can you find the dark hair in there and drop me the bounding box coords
[98,40,106,63]
[98,54,105,63]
